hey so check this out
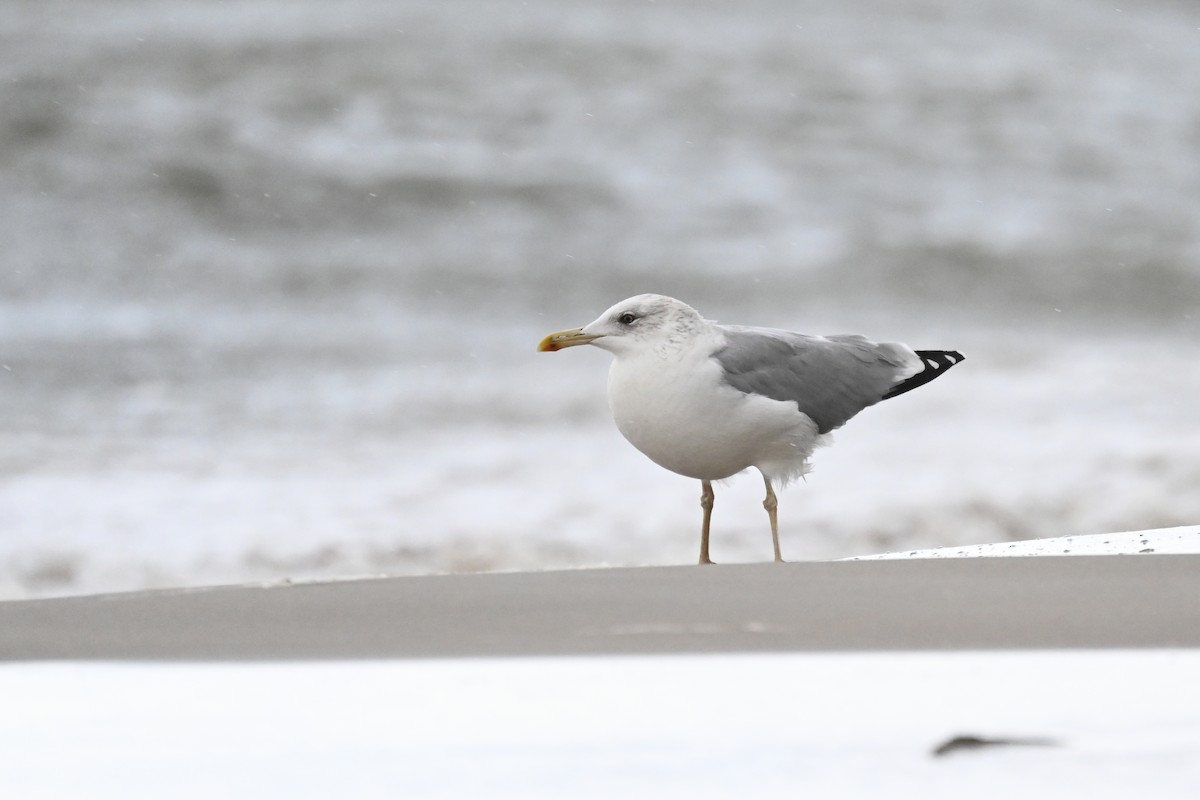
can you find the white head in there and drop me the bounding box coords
[537,294,706,356]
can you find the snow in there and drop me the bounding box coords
[3,650,1199,798]
[849,525,1200,559]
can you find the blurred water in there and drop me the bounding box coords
[2,0,1199,597]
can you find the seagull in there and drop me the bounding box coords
[537,294,963,564]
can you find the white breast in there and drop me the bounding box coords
[606,330,822,482]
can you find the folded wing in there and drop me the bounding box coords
[713,325,962,434]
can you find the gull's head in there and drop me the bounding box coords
[537,294,705,356]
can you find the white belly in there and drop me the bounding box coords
[606,346,820,482]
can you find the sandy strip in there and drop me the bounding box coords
[1,555,1197,660]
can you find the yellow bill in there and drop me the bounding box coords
[537,327,603,352]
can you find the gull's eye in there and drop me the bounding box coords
[617,312,637,325]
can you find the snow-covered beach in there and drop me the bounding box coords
[2,541,1198,797]
[5,650,1200,799]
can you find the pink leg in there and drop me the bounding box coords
[699,480,715,565]
[763,476,784,562]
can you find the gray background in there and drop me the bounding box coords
[2,0,1198,597]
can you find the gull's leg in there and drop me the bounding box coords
[763,476,784,563]
[699,480,715,565]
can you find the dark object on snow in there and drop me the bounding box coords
[932,734,1061,758]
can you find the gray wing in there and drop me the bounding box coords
[713,325,918,434]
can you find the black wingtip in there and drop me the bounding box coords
[881,350,964,400]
